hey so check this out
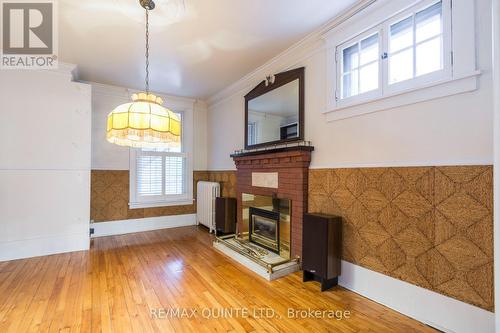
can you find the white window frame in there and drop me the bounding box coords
[324,0,480,121]
[337,26,384,107]
[384,0,452,95]
[129,104,194,209]
[248,121,258,145]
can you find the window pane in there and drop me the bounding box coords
[248,122,257,145]
[416,36,442,76]
[140,112,183,153]
[137,155,163,196]
[142,143,181,153]
[343,43,359,73]
[390,16,413,53]
[166,111,182,153]
[360,33,379,65]
[389,48,413,84]
[416,1,442,43]
[359,62,378,93]
[342,70,358,98]
[165,156,184,195]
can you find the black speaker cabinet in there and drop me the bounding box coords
[302,213,342,291]
[215,197,236,234]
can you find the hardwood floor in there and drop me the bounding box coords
[0,226,438,333]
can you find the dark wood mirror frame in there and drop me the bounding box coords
[244,67,304,149]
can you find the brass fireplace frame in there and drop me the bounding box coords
[240,193,291,260]
[213,193,296,273]
[249,207,280,253]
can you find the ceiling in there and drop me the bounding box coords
[59,0,356,99]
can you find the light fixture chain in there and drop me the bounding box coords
[145,7,150,95]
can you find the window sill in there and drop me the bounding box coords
[324,71,481,122]
[129,198,194,209]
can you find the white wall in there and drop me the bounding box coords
[205,0,495,332]
[90,82,208,171]
[208,93,245,169]
[0,65,91,261]
[207,0,493,170]
[194,101,209,171]
[91,84,130,170]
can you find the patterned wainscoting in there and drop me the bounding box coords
[203,170,237,198]
[309,166,493,311]
[91,170,203,222]
[91,170,237,223]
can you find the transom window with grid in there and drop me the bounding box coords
[336,0,450,104]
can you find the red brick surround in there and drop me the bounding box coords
[232,148,313,259]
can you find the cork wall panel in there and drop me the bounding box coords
[204,171,237,198]
[91,170,209,222]
[308,166,493,311]
[91,170,237,223]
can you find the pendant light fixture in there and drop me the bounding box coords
[106,0,181,148]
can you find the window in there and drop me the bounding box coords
[388,1,444,85]
[341,32,380,99]
[136,148,185,197]
[335,0,453,105]
[325,0,478,121]
[130,112,192,208]
[248,121,257,145]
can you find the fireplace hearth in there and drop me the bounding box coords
[213,194,296,280]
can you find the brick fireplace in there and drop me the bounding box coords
[231,146,313,259]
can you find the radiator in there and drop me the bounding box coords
[196,181,220,233]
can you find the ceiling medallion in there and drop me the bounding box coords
[113,0,186,27]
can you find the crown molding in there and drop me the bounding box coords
[84,80,199,110]
[206,0,377,108]
[40,61,78,81]
[193,99,209,110]
[83,81,130,99]
[0,50,78,80]
[320,0,383,39]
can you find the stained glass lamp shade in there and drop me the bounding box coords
[106,92,181,148]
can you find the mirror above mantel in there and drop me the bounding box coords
[245,67,304,149]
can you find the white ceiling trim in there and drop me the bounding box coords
[86,81,198,110]
[206,0,377,108]
[42,61,78,81]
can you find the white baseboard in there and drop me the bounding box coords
[0,232,90,262]
[91,214,197,237]
[339,261,495,333]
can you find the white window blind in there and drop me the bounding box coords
[164,156,184,195]
[130,112,190,208]
[137,155,163,196]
